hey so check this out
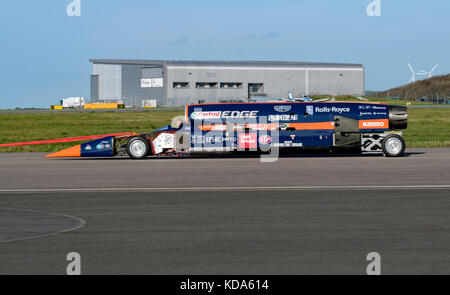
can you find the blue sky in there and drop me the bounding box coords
[0,0,448,108]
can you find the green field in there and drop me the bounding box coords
[405,109,450,147]
[0,108,449,152]
[0,111,183,152]
[310,95,436,106]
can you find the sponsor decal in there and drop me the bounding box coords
[191,110,259,120]
[191,135,236,144]
[363,121,385,127]
[274,105,292,113]
[200,124,246,131]
[360,111,373,116]
[274,142,302,147]
[246,123,278,131]
[210,125,228,131]
[95,140,111,151]
[372,105,387,110]
[306,105,314,115]
[221,111,259,119]
[191,111,222,120]
[359,119,389,129]
[85,145,92,151]
[269,114,298,121]
[315,106,350,113]
[238,133,257,149]
[258,135,272,145]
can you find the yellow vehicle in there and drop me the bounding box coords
[84,103,125,109]
[50,105,63,110]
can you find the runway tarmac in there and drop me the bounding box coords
[0,148,449,274]
[1,148,449,190]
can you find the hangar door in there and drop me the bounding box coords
[122,65,165,107]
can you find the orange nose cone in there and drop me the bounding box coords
[46,145,81,158]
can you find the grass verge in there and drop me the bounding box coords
[0,111,183,152]
[403,109,450,147]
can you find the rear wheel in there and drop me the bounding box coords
[382,134,405,157]
[126,137,150,159]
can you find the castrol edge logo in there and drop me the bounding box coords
[191,111,221,119]
[191,110,259,120]
[360,119,389,129]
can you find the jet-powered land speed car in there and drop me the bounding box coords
[46,101,408,159]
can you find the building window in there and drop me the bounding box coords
[248,83,264,94]
[173,82,189,89]
[196,82,218,89]
[220,82,242,89]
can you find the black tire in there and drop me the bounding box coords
[126,137,150,159]
[382,134,405,157]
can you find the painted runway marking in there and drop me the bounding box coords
[0,208,85,244]
[0,185,449,193]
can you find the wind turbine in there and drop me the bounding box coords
[419,64,439,78]
[408,62,425,83]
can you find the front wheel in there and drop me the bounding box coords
[382,134,405,157]
[126,137,150,159]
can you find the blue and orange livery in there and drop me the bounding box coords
[46,101,408,158]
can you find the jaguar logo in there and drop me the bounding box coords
[274,105,292,113]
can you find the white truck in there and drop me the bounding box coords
[61,97,85,108]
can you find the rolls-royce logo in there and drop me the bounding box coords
[274,105,291,113]
[306,105,314,115]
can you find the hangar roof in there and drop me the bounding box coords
[89,59,363,69]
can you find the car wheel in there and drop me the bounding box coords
[126,137,150,159]
[382,134,405,157]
